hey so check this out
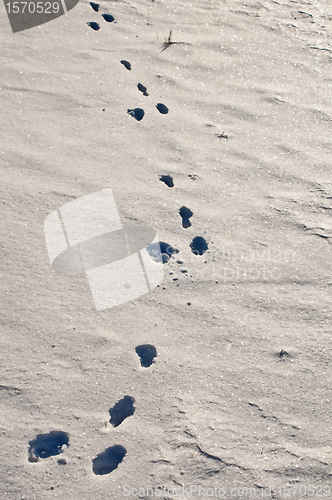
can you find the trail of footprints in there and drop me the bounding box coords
[86,1,211,258]
[87,3,169,121]
[87,2,114,30]
[28,6,213,478]
[124,71,169,120]
[27,5,301,484]
[159,174,208,257]
[28,345,157,475]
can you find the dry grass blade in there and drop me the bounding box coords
[165,30,172,45]
[161,30,190,51]
[161,30,173,51]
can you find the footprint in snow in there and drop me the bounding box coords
[28,431,69,462]
[127,108,145,121]
[121,60,131,70]
[156,103,169,114]
[102,14,114,22]
[179,206,193,229]
[92,445,127,475]
[136,344,157,368]
[190,236,208,255]
[87,21,100,30]
[90,2,99,11]
[137,83,149,96]
[159,174,174,187]
[109,395,135,427]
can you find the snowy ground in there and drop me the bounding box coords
[1,0,332,498]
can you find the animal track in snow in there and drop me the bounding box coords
[92,445,127,475]
[90,2,99,11]
[159,175,174,187]
[190,236,208,255]
[156,103,169,114]
[137,83,149,96]
[28,431,69,462]
[127,108,144,121]
[179,206,193,229]
[158,241,179,263]
[159,241,179,256]
[121,60,131,70]
[136,344,157,367]
[109,395,135,427]
[87,21,100,30]
[102,14,114,22]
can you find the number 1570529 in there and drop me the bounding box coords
[277,484,330,497]
[5,2,60,14]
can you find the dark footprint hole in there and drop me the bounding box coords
[87,21,100,30]
[160,175,174,188]
[136,344,157,368]
[137,83,149,96]
[28,431,69,462]
[109,396,135,427]
[159,241,179,263]
[190,236,208,256]
[102,14,114,22]
[92,445,126,475]
[121,60,131,70]
[179,206,193,229]
[156,103,169,114]
[159,241,179,256]
[127,108,144,121]
[90,2,99,11]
